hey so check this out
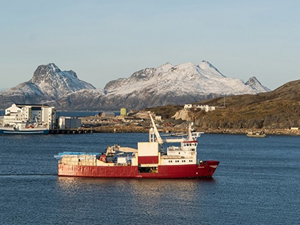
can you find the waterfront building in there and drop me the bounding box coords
[58,117,81,129]
[3,104,56,129]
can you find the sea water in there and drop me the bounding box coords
[0,133,299,225]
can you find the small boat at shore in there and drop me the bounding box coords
[54,114,219,179]
[246,131,266,138]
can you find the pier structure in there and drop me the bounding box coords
[49,128,93,134]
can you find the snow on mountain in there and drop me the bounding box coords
[30,63,95,99]
[0,63,97,109]
[156,62,173,73]
[105,60,269,97]
[0,61,270,110]
[89,60,270,110]
[2,63,95,98]
[246,76,271,92]
[197,60,225,78]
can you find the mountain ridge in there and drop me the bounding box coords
[0,61,270,110]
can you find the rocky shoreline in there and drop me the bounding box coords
[91,125,300,136]
[202,128,300,136]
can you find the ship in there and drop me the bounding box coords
[54,114,219,178]
[0,122,49,135]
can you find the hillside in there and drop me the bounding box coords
[149,79,300,130]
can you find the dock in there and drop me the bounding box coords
[49,128,93,134]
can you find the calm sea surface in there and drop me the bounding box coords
[0,133,299,225]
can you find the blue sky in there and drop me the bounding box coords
[0,0,299,90]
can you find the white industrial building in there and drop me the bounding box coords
[58,116,81,129]
[2,104,56,129]
[183,104,216,112]
[196,105,216,112]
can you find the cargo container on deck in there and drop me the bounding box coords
[54,114,219,178]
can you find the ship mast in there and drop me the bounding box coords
[149,113,163,145]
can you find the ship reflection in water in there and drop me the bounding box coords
[57,176,216,213]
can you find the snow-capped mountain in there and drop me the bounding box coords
[105,61,268,96]
[0,63,97,109]
[90,60,269,110]
[30,63,95,98]
[0,61,270,110]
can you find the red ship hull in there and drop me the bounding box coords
[58,160,219,179]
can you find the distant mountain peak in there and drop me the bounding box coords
[0,63,95,109]
[156,62,173,73]
[31,63,95,98]
[159,62,173,68]
[198,60,225,78]
[48,63,61,73]
[31,63,78,83]
[247,76,259,83]
[246,76,271,92]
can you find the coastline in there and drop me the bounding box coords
[202,128,300,136]
[90,125,300,136]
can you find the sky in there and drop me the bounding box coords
[0,0,299,91]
